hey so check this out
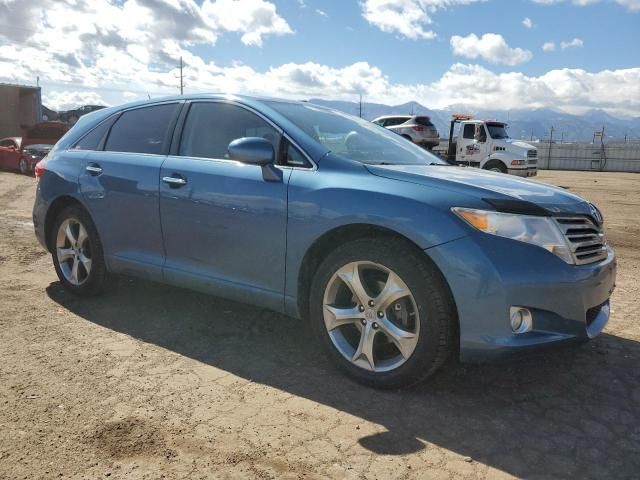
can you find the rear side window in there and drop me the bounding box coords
[463,124,476,139]
[73,117,116,151]
[179,102,279,160]
[105,104,178,155]
[0,139,16,148]
[415,117,433,127]
[384,117,408,127]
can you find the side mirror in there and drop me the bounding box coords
[227,137,274,166]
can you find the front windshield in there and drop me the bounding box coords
[265,101,447,165]
[487,124,509,139]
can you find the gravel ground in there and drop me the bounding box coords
[0,169,638,479]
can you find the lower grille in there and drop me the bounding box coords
[555,216,608,265]
[586,303,605,327]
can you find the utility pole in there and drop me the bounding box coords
[178,56,184,95]
[548,125,554,167]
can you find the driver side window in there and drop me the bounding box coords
[462,124,475,139]
[179,103,280,160]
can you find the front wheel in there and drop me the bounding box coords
[310,238,457,389]
[484,160,507,174]
[51,205,108,296]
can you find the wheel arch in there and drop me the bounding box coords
[296,223,459,339]
[482,157,508,171]
[44,195,87,252]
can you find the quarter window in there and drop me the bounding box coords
[179,103,279,160]
[280,141,311,168]
[73,117,116,151]
[104,103,179,155]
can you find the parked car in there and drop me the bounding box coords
[0,122,67,175]
[33,95,616,389]
[21,144,54,173]
[372,115,439,149]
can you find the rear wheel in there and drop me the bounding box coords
[310,238,457,389]
[18,157,29,175]
[51,205,108,296]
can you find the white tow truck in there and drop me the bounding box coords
[444,114,538,177]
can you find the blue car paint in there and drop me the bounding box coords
[33,94,617,362]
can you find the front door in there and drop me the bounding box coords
[0,139,20,169]
[159,101,289,311]
[458,123,488,166]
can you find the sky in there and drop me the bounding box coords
[0,0,638,117]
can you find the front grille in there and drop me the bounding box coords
[528,159,538,166]
[527,149,537,159]
[555,217,608,265]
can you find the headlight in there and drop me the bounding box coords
[452,207,574,264]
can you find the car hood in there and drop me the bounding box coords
[501,138,535,150]
[366,164,592,214]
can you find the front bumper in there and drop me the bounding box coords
[508,168,537,177]
[426,234,616,362]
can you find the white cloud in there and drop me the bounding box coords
[560,37,584,49]
[522,17,534,28]
[360,0,484,40]
[450,33,533,65]
[531,0,640,10]
[1,0,637,118]
[0,0,292,51]
[542,41,556,51]
[315,9,328,17]
[44,91,109,110]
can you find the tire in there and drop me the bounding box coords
[309,238,457,389]
[51,205,108,296]
[18,157,29,175]
[484,160,507,174]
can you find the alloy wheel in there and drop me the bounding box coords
[56,218,92,286]
[322,261,420,372]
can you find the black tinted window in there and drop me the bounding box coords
[281,142,310,168]
[385,117,408,127]
[179,103,279,160]
[0,139,16,148]
[463,124,476,139]
[73,117,116,151]
[415,117,433,127]
[105,104,178,154]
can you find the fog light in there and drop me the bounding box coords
[510,307,533,334]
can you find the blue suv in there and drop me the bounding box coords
[33,95,616,388]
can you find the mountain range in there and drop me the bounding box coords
[308,99,640,143]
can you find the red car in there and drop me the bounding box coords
[0,122,68,175]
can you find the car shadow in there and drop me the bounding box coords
[46,277,640,478]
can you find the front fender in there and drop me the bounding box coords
[283,155,471,310]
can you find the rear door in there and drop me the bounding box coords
[78,102,181,280]
[159,101,290,310]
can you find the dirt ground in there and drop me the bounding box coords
[0,169,638,480]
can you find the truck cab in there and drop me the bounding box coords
[446,115,537,177]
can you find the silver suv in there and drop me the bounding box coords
[372,115,439,149]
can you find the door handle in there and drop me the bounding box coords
[85,163,103,175]
[162,175,187,187]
